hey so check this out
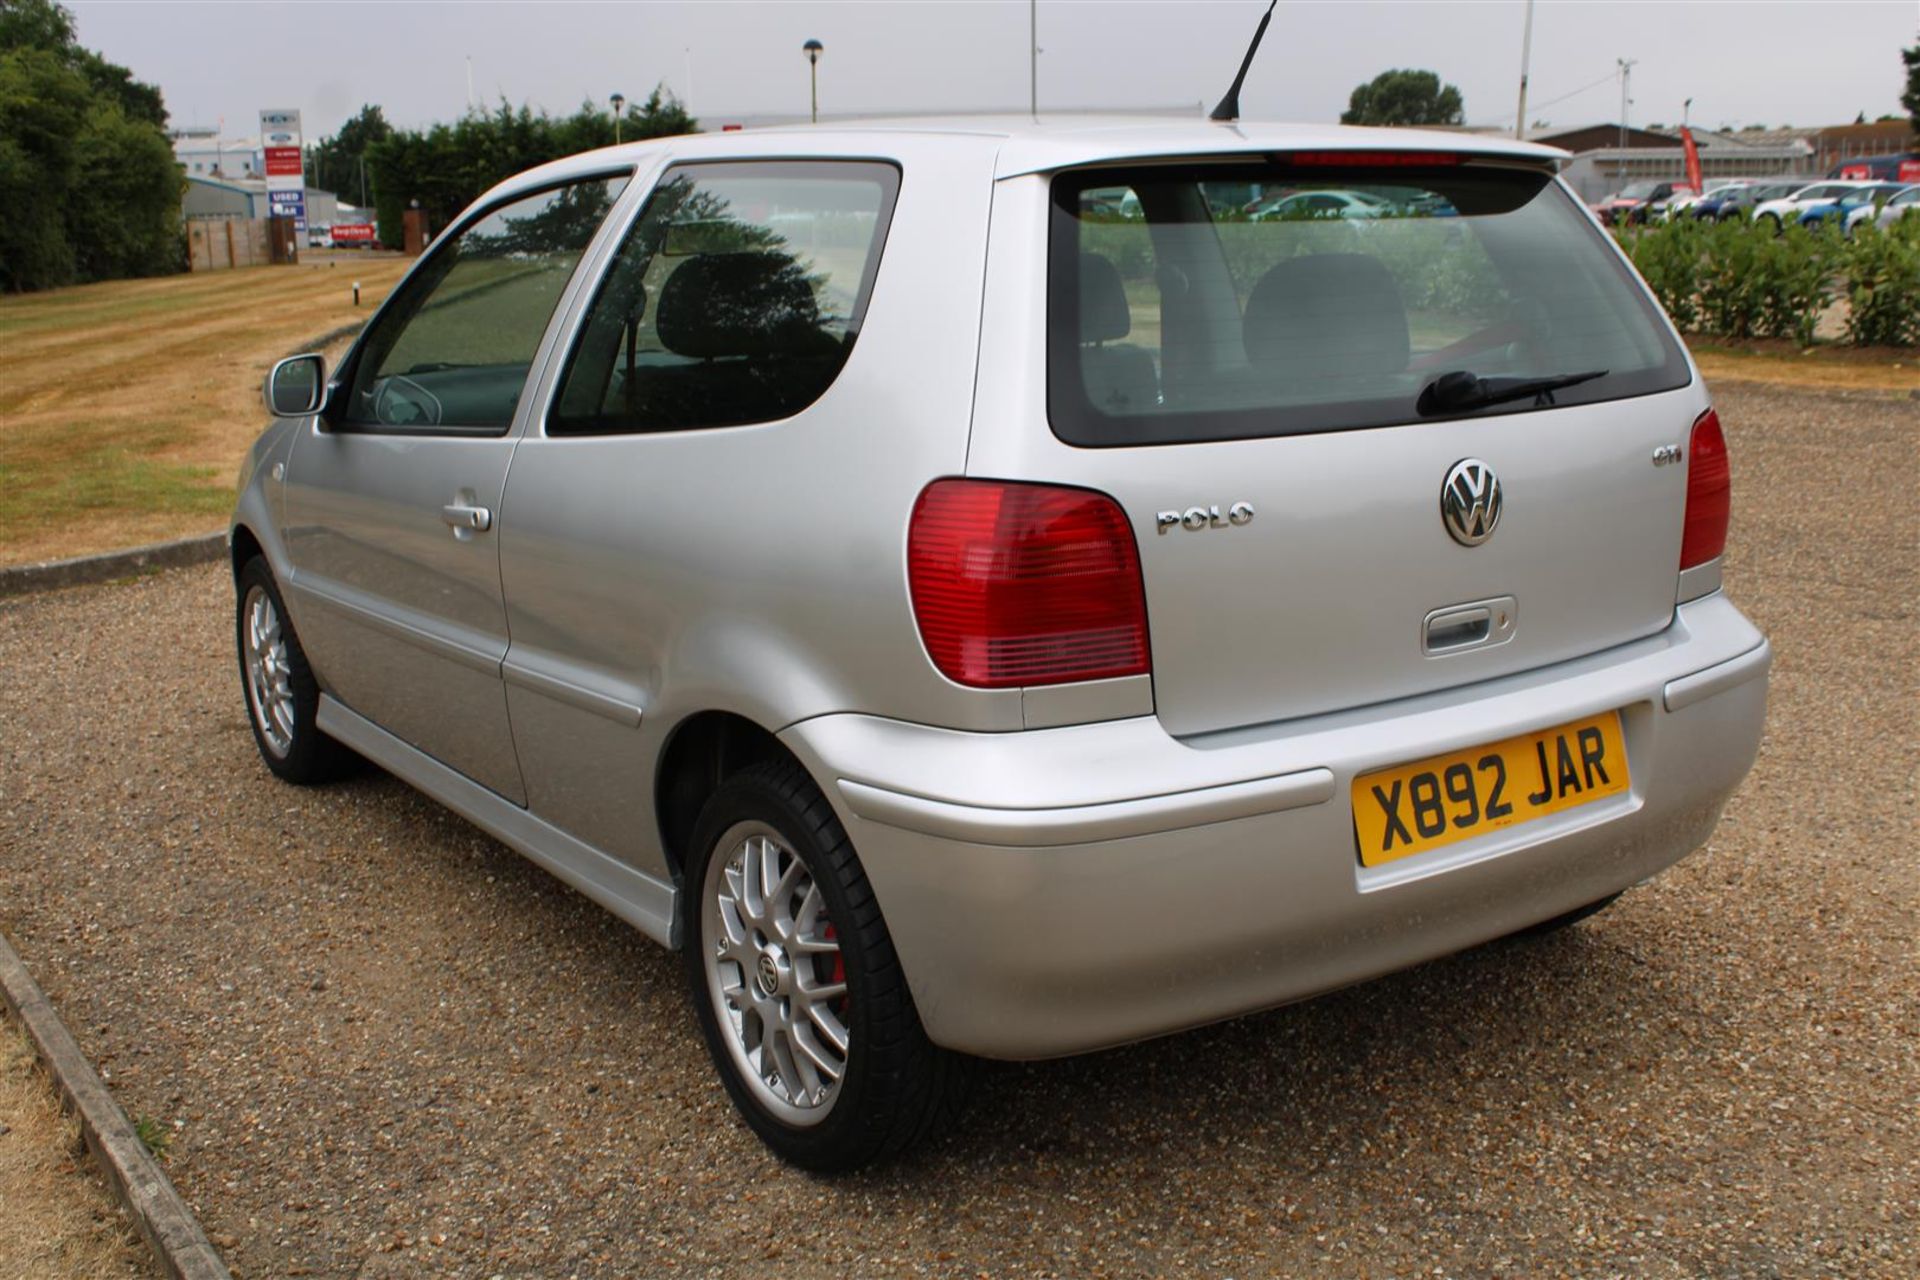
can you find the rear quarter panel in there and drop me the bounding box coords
[494,135,1012,871]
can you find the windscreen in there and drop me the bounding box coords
[1049,159,1690,446]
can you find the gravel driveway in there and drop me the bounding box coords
[1,382,1913,1279]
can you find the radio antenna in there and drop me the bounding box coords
[1209,0,1278,122]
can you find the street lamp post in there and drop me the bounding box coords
[1513,0,1534,141]
[803,39,823,124]
[610,92,626,144]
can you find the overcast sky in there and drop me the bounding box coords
[66,0,1919,141]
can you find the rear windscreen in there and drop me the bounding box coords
[1049,161,1690,446]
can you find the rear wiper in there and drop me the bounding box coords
[1416,368,1608,416]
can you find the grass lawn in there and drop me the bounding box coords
[0,253,411,567]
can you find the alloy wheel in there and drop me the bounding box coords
[700,821,850,1126]
[242,584,296,758]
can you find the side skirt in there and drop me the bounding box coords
[317,694,680,948]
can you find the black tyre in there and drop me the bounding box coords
[682,759,965,1171]
[1511,891,1622,938]
[235,556,356,784]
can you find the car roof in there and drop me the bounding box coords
[484,115,1567,206]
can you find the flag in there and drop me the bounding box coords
[1680,127,1704,194]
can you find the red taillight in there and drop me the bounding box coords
[907,479,1150,689]
[1680,408,1731,570]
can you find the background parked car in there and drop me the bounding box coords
[1656,178,1731,221]
[1695,180,1799,220]
[1868,183,1920,230]
[1817,183,1908,234]
[1593,179,1678,225]
[1751,180,1871,230]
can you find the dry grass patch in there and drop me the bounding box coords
[0,1014,151,1279]
[0,254,411,567]
[1692,338,1920,394]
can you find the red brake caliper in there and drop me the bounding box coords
[822,922,846,1014]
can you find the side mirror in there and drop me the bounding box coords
[265,353,326,417]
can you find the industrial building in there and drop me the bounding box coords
[181,176,342,227]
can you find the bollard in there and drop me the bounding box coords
[352,281,361,307]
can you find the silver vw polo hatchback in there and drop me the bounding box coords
[233,118,1769,1169]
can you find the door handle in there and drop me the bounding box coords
[441,503,492,532]
[1422,596,1517,656]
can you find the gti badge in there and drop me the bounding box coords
[1440,459,1502,546]
[1156,502,1255,534]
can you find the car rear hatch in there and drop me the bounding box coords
[971,152,1704,739]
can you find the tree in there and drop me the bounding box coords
[0,47,88,289]
[0,0,179,290]
[308,103,392,206]
[365,86,696,248]
[0,0,74,50]
[1340,69,1465,127]
[68,98,184,279]
[1904,44,1919,136]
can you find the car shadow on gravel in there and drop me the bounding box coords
[846,920,1710,1194]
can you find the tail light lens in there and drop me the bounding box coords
[1680,408,1731,570]
[908,479,1150,689]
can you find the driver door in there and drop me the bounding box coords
[280,174,629,801]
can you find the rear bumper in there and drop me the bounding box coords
[780,594,1769,1059]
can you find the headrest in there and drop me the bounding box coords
[1079,252,1132,343]
[1243,253,1409,382]
[656,252,831,359]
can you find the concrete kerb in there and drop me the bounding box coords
[0,533,228,599]
[0,932,233,1280]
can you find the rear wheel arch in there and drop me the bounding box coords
[655,710,809,885]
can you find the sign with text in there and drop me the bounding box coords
[268,189,306,222]
[330,223,376,244]
[258,108,306,231]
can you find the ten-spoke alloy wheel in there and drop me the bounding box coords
[242,581,297,758]
[683,760,965,1171]
[234,556,355,784]
[702,822,850,1124]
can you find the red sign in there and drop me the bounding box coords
[1839,163,1872,180]
[264,146,303,177]
[330,223,375,244]
[1901,159,1920,182]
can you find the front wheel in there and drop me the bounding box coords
[682,760,965,1171]
[235,557,356,784]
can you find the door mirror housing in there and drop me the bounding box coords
[265,354,326,417]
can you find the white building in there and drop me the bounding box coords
[170,124,267,180]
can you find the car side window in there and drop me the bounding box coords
[339,175,629,433]
[547,160,900,436]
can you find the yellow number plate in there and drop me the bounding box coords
[1352,711,1630,867]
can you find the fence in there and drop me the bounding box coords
[187,217,299,271]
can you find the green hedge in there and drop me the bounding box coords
[1616,213,1920,348]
